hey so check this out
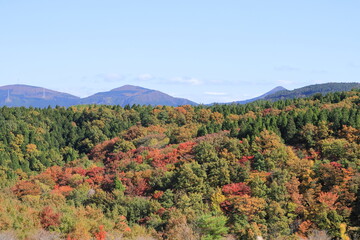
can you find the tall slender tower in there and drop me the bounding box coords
[5,90,11,103]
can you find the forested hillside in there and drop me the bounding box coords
[264,82,360,101]
[0,89,360,239]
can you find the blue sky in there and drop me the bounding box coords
[0,1,359,103]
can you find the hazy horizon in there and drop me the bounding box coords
[0,82,287,101]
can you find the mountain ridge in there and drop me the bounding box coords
[207,86,287,105]
[234,86,287,104]
[264,82,360,101]
[0,84,80,107]
[81,85,196,106]
[0,84,196,107]
[0,82,359,108]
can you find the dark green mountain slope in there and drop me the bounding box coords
[208,86,287,106]
[264,82,360,101]
[234,86,287,104]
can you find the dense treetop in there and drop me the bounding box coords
[0,89,360,239]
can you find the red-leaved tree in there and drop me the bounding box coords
[222,182,251,196]
[40,206,60,229]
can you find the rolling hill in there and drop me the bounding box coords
[0,84,196,107]
[264,82,360,101]
[208,86,287,105]
[1,82,359,108]
[81,85,197,106]
[234,86,287,104]
[0,84,80,107]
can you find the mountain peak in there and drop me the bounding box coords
[224,86,287,105]
[264,82,360,101]
[0,84,197,107]
[110,85,148,92]
[0,84,79,98]
[1,84,48,92]
[0,84,80,107]
[82,85,197,106]
[272,86,287,91]
[261,86,287,97]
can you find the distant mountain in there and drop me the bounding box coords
[208,86,287,105]
[1,82,359,108]
[264,82,360,101]
[234,86,287,104]
[0,84,197,107]
[81,85,197,106]
[0,84,80,107]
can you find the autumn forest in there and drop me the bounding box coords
[1,90,360,240]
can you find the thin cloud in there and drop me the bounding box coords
[82,73,125,83]
[135,74,203,85]
[136,73,154,81]
[170,77,203,85]
[348,62,360,68]
[100,73,125,82]
[309,69,328,74]
[81,73,204,89]
[277,80,294,85]
[274,65,300,72]
[204,91,227,96]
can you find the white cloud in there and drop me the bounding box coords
[277,79,294,85]
[170,77,203,85]
[137,73,153,81]
[95,73,125,82]
[274,65,300,72]
[95,74,204,86]
[204,91,227,96]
